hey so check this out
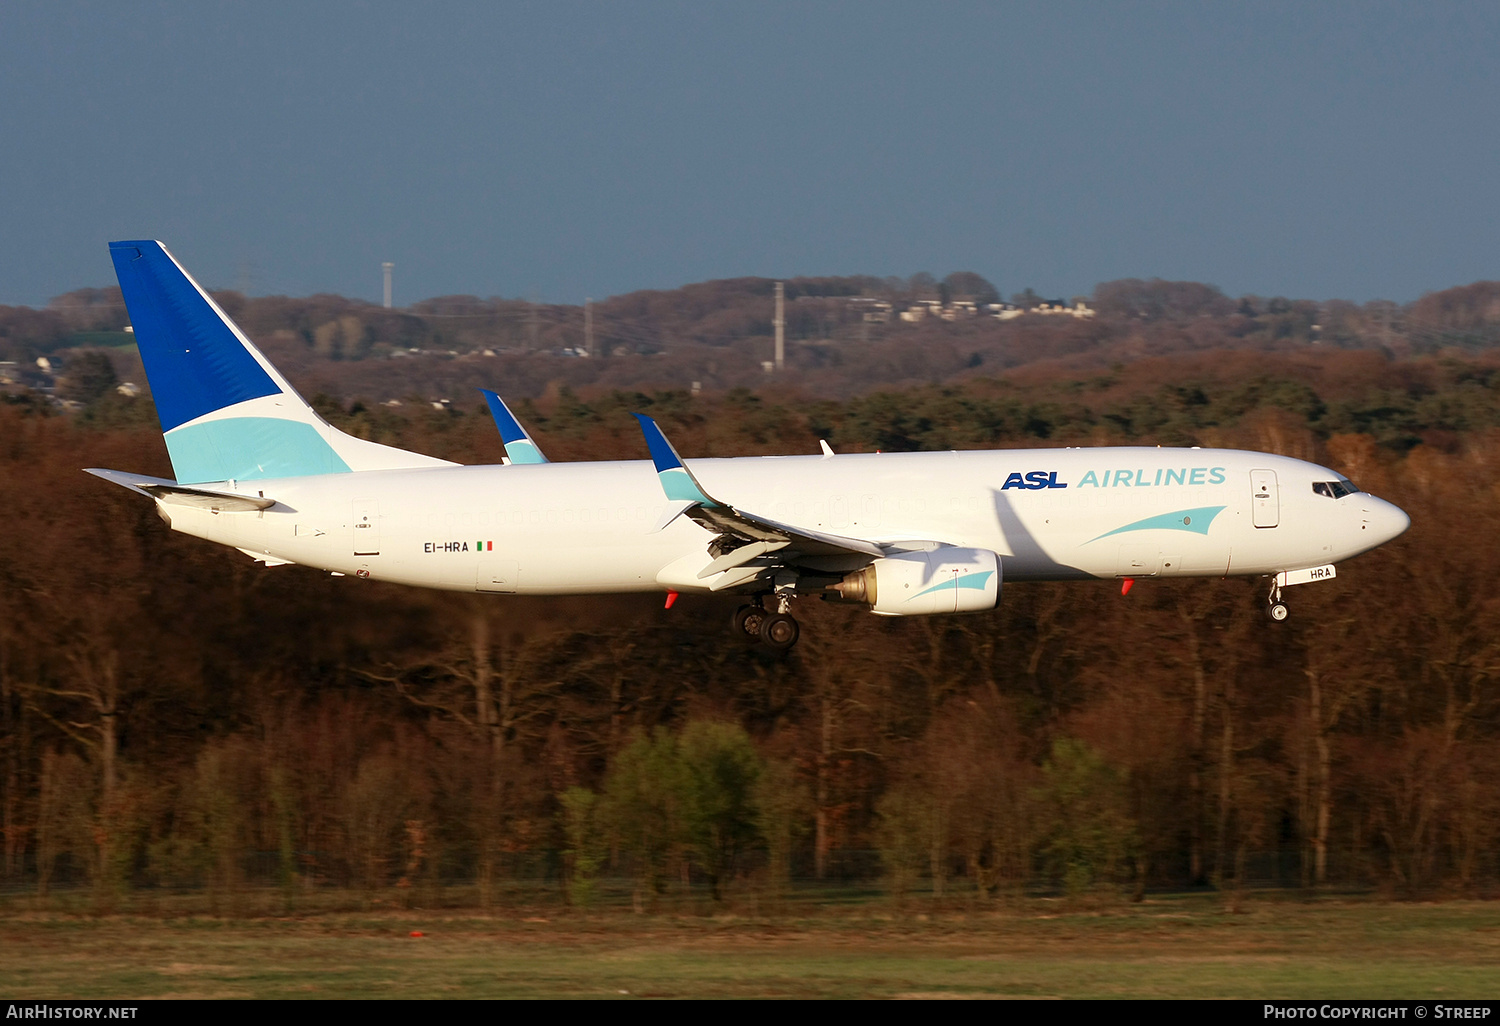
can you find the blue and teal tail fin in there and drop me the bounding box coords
[108,240,454,483]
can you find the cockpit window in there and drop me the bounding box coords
[1312,479,1361,499]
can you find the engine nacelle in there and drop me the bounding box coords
[832,547,1001,616]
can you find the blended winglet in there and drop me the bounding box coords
[480,389,548,464]
[632,413,719,507]
[630,415,884,555]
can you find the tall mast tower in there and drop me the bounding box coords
[774,280,785,371]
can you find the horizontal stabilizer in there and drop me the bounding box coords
[85,468,274,511]
[83,467,174,499]
[237,548,296,566]
[142,484,275,512]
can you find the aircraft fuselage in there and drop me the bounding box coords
[172,446,1408,595]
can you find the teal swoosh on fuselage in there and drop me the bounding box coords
[1087,506,1227,544]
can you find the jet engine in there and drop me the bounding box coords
[830,547,1000,616]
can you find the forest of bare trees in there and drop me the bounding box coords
[2,271,1499,910]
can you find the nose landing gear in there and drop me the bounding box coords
[1266,580,1289,622]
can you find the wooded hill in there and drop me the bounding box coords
[10,272,1500,410]
[1,271,1499,909]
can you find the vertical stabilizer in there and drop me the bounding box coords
[109,241,454,483]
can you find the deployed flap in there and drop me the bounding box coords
[631,413,884,559]
[697,540,789,579]
[480,389,549,464]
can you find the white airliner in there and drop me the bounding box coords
[87,241,1410,649]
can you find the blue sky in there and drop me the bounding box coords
[2,1,1497,307]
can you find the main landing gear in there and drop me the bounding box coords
[733,594,800,651]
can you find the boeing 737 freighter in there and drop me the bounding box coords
[87,241,1410,649]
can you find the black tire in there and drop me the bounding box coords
[759,612,800,650]
[733,604,766,641]
[1268,602,1289,622]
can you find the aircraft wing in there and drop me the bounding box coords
[683,502,884,557]
[631,414,886,587]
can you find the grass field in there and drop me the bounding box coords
[1,892,1498,999]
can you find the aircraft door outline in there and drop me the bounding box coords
[352,499,380,555]
[1251,470,1279,528]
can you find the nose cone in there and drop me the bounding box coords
[1366,496,1411,547]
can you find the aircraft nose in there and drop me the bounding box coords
[1365,496,1411,545]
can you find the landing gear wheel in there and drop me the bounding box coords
[732,604,767,642]
[759,612,800,651]
[1265,578,1288,623]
